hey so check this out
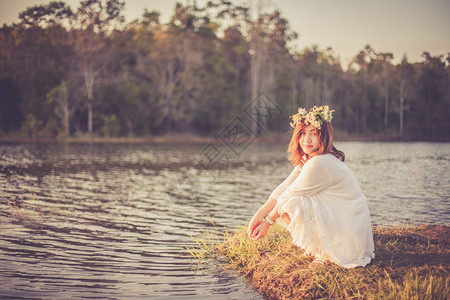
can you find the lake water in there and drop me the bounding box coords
[0,141,449,299]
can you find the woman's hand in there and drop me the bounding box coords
[247,212,264,238]
[250,221,270,241]
[247,198,278,239]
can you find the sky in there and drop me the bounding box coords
[1,0,449,67]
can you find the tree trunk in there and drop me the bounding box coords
[302,77,314,109]
[87,102,93,133]
[259,54,275,132]
[399,78,405,135]
[384,83,389,130]
[61,80,70,136]
[126,118,134,136]
[250,30,262,135]
[322,66,328,105]
[291,79,297,111]
[84,64,94,133]
[249,0,264,135]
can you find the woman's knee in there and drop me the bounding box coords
[281,212,291,225]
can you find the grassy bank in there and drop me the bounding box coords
[194,224,449,299]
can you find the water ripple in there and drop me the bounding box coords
[1,142,449,298]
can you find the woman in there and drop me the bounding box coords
[247,106,375,268]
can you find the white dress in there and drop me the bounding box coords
[270,154,375,268]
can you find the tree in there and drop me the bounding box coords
[46,80,70,136]
[395,55,414,135]
[71,0,125,133]
[348,45,382,134]
[247,2,296,134]
[371,51,394,131]
[0,78,24,133]
[413,52,449,138]
[18,1,73,27]
[0,0,449,140]
[5,2,74,137]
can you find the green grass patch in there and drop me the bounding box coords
[191,224,449,299]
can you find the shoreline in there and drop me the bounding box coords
[1,132,449,144]
[197,224,449,299]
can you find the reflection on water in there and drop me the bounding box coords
[338,142,450,226]
[0,142,449,298]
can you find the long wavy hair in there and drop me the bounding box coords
[287,122,345,167]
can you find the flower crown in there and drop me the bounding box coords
[290,105,334,129]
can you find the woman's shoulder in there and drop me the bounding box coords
[309,153,338,163]
[302,155,325,169]
[322,153,342,162]
[305,154,341,169]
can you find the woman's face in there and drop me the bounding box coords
[299,125,320,155]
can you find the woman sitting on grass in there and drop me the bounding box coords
[247,106,375,268]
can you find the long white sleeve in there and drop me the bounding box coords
[277,156,334,206]
[269,165,301,200]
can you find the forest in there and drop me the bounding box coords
[0,0,449,141]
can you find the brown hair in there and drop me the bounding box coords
[287,122,345,167]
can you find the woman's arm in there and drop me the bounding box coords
[269,165,301,200]
[250,157,333,240]
[249,202,281,240]
[247,166,301,238]
[247,197,277,238]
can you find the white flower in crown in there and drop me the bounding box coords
[289,105,334,129]
[323,106,330,119]
[290,107,308,128]
[298,108,308,115]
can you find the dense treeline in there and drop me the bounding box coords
[0,0,449,140]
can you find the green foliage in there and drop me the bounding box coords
[21,113,42,138]
[0,1,449,140]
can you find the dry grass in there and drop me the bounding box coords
[191,224,449,299]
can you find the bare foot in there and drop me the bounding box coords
[309,258,330,268]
